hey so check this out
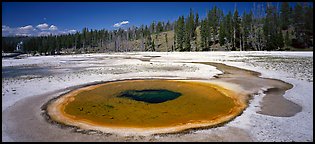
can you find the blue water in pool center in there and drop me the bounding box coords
[118,89,182,103]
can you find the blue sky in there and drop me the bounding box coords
[2,2,310,36]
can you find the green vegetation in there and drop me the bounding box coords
[2,2,313,55]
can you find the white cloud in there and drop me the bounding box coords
[2,24,76,37]
[49,25,58,31]
[113,21,129,27]
[36,23,49,30]
[18,25,35,31]
[13,25,36,36]
[68,29,77,34]
[2,25,11,31]
[58,29,77,35]
[2,25,15,36]
[15,33,32,37]
[38,31,52,36]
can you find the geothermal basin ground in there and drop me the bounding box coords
[2,51,313,142]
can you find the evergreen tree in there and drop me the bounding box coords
[195,12,199,28]
[206,10,212,47]
[188,8,195,41]
[241,11,252,51]
[150,21,156,33]
[75,32,81,49]
[200,20,208,51]
[293,2,305,47]
[165,21,171,31]
[289,7,294,26]
[225,11,233,50]
[263,3,285,50]
[219,22,225,46]
[278,31,284,49]
[156,21,163,33]
[284,30,291,47]
[152,40,155,51]
[280,2,290,30]
[264,4,276,50]
[165,33,168,52]
[175,16,185,51]
[304,5,313,48]
[82,27,89,48]
[212,6,219,43]
[233,9,240,49]
[184,15,192,51]
[145,35,152,51]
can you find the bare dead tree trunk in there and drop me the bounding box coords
[141,36,144,51]
[243,32,245,51]
[233,27,236,49]
[240,34,242,51]
[165,33,168,52]
[126,31,129,52]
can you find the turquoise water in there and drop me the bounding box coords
[119,89,182,103]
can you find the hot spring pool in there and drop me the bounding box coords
[46,79,247,135]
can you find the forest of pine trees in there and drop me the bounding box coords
[2,2,313,55]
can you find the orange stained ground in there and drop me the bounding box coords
[53,80,245,129]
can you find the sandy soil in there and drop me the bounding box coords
[2,51,313,142]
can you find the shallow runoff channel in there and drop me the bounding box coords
[194,62,301,117]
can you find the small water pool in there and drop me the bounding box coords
[119,89,182,103]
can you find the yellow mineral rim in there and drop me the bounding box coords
[47,79,247,135]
